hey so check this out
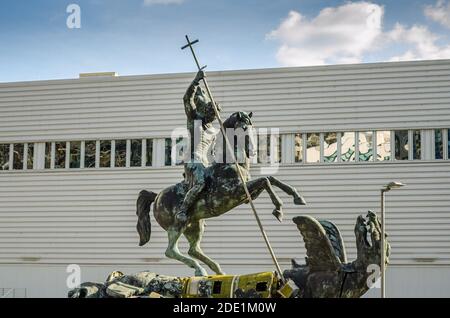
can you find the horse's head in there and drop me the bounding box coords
[223,111,257,160]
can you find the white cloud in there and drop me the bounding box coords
[425,0,450,28]
[268,1,450,66]
[267,2,384,66]
[387,23,450,61]
[143,0,184,6]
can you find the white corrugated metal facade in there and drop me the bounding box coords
[1,59,450,297]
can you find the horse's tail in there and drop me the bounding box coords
[136,190,157,246]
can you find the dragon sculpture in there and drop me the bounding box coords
[284,210,390,298]
[69,211,389,298]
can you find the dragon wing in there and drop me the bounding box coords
[319,220,347,264]
[293,215,343,271]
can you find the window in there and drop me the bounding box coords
[294,134,303,163]
[0,144,10,170]
[395,130,409,160]
[413,130,421,160]
[84,141,96,168]
[130,139,142,167]
[257,134,281,164]
[358,132,373,161]
[376,131,391,161]
[448,129,450,159]
[146,139,153,167]
[115,140,126,167]
[257,134,270,164]
[323,132,337,163]
[27,143,34,169]
[70,141,81,168]
[435,129,443,160]
[100,140,111,167]
[306,133,320,163]
[341,132,355,162]
[45,142,52,169]
[175,137,187,165]
[54,142,66,168]
[12,144,24,170]
[165,138,172,166]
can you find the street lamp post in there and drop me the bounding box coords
[380,181,405,298]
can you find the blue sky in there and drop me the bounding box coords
[1,0,450,82]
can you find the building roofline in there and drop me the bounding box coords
[1,58,450,87]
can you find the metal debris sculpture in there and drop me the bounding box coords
[69,211,389,298]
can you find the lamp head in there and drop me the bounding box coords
[385,181,406,191]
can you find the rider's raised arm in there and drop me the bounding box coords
[183,80,197,119]
[183,70,204,119]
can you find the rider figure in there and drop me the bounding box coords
[175,70,222,225]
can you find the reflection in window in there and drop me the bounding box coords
[115,140,126,167]
[0,144,10,170]
[341,132,355,162]
[435,129,443,160]
[146,139,153,167]
[359,131,373,161]
[323,132,338,163]
[45,142,52,169]
[165,138,172,166]
[13,144,24,170]
[395,130,409,160]
[306,133,320,163]
[100,140,111,167]
[376,131,391,161]
[70,141,81,168]
[413,130,421,160]
[85,141,96,168]
[130,139,142,167]
[295,134,303,163]
[55,142,66,168]
[27,143,34,169]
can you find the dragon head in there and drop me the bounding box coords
[353,211,390,270]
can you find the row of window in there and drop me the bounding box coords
[0,129,449,171]
[296,129,449,163]
[0,139,153,170]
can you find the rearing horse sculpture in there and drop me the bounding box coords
[136,111,306,276]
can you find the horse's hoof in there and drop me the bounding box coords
[294,196,307,206]
[272,209,283,222]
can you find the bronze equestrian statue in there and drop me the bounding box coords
[136,72,306,276]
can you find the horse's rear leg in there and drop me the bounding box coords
[165,227,208,276]
[246,177,284,222]
[267,176,307,205]
[184,220,225,275]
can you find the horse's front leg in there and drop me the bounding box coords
[267,176,307,205]
[245,177,284,222]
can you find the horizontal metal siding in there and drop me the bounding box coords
[1,60,450,142]
[0,162,449,266]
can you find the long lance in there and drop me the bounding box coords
[182,35,285,282]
